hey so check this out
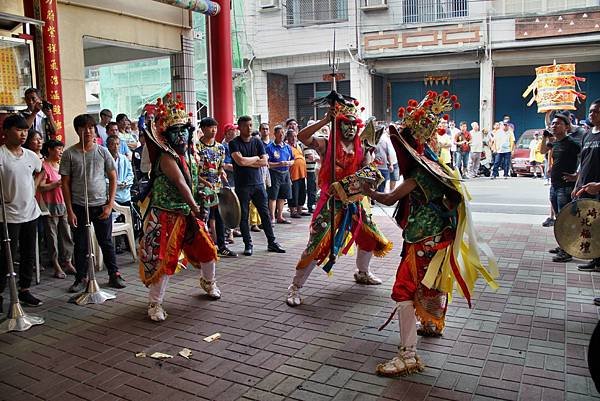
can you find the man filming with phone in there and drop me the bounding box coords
[19,87,57,142]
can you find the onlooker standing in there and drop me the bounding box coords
[19,87,57,141]
[116,114,138,154]
[528,132,545,178]
[24,130,44,162]
[106,122,131,157]
[469,122,483,177]
[197,117,237,258]
[437,121,453,168]
[447,120,460,167]
[374,129,395,193]
[454,121,471,177]
[106,135,134,206]
[266,125,294,223]
[286,118,299,133]
[229,116,286,256]
[540,113,581,263]
[61,114,126,292]
[286,129,308,218]
[491,122,514,179]
[385,128,399,191]
[303,120,319,212]
[0,115,44,308]
[96,109,112,144]
[573,99,600,272]
[39,139,75,279]
[222,123,238,188]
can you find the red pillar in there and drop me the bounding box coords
[24,0,66,141]
[207,0,233,142]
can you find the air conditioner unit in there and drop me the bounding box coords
[259,0,279,9]
[362,0,388,7]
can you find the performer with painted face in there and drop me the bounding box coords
[286,96,392,307]
[361,91,498,376]
[138,93,220,322]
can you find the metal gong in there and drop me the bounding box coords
[554,199,600,259]
[218,187,241,229]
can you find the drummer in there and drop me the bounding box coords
[197,117,237,258]
[573,98,600,275]
[539,113,581,263]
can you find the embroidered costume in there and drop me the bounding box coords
[138,93,219,322]
[368,91,498,376]
[286,95,392,306]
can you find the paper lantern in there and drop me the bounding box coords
[522,63,586,112]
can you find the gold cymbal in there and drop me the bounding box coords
[554,199,600,259]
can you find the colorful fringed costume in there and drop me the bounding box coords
[373,91,498,377]
[138,152,217,286]
[287,94,392,307]
[138,93,220,322]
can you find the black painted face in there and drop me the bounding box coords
[165,124,189,154]
[340,118,358,141]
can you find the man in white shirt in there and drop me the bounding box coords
[491,122,515,179]
[469,122,484,177]
[448,120,460,168]
[0,115,44,309]
[96,109,112,144]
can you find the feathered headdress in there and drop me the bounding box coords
[154,92,192,134]
[396,90,460,145]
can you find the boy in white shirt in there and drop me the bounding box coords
[0,115,44,310]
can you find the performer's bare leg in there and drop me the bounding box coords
[354,248,382,285]
[286,260,317,306]
[148,275,170,322]
[199,260,221,299]
[376,300,424,376]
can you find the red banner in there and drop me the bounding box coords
[40,0,65,141]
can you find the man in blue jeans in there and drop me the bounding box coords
[491,122,514,179]
[540,113,581,263]
[229,116,286,256]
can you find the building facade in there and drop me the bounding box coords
[246,0,600,134]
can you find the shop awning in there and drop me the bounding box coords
[0,11,43,31]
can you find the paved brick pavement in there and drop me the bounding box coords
[0,214,599,401]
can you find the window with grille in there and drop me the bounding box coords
[403,0,468,23]
[295,81,351,125]
[285,0,349,27]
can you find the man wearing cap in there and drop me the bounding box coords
[540,113,581,263]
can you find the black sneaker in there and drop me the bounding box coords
[68,279,88,293]
[552,251,572,263]
[18,291,42,307]
[218,247,238,258]
[594,297,600,306]
[267,242,286,253]
[548,247,561,254]
[108,273,126,289]
[578,259,600,272]
[542,217,555,227]
[243,244,253,256]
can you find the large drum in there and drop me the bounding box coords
[554,199,600,259]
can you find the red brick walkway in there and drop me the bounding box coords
[0,216,598,401]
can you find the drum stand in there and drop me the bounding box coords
[0,163,44,333]
[69,139,116,305]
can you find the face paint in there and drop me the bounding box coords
[340,120,358,141]
[165,124,190,154]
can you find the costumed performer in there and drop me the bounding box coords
[138,93,220,322]
[286,94,392,306]
[362,91,499,376]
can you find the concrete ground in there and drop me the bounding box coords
[0,177,599,401]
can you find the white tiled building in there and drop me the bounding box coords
[246,0,600,133]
